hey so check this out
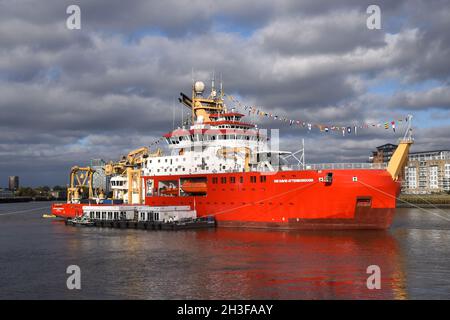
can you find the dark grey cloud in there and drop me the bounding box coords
[254,10,387,56]
[0,0,450,186]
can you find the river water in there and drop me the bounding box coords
[0,201,449,299]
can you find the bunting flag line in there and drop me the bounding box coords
[224,94,408,136]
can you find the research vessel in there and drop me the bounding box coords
[52,80,413,229]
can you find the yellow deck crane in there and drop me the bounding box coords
[67,166,95,203]
[387,115,414,181]
[217,147,251,172]
[104,147,162,204]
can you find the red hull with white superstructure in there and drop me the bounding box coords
[51,79,412,230]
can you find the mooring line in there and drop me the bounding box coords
[0,205,50,216]
[405,193,450,218]
[329,170,450,219]
[357,180,450,222]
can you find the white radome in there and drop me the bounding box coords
[194,81,205,93]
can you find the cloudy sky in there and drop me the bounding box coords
[1,0,450,187]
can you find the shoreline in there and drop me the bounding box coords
[0,197,59,203]
[397,202,450,208]
[397,194,450,208]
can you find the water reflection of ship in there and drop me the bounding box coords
[53,218,407,299]
[195,229,407,299]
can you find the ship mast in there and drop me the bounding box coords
[190,79,225,124]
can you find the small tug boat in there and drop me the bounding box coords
[66,216,95,227]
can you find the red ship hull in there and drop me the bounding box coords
[144,169,400,230]
[52,169,400,230]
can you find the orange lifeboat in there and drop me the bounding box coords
[181,181,207,194]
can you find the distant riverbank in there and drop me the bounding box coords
[0,196,60,203]
[397,194,450,208]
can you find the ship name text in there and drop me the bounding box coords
[274,178,314,183]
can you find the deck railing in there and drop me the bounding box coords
[279,163,387,171]
[209,163,387,174]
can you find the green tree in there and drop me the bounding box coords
[16,187,37,197]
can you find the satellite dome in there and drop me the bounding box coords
[194,81,205,94]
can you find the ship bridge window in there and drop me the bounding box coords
[230,177,236,183]
[260,176,267,183]
[221,177,227,184]
[212,177,218,184]
[250,176,257,183]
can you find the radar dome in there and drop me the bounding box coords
[194,81,205,94]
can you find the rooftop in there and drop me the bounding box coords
[409,150,450,155]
